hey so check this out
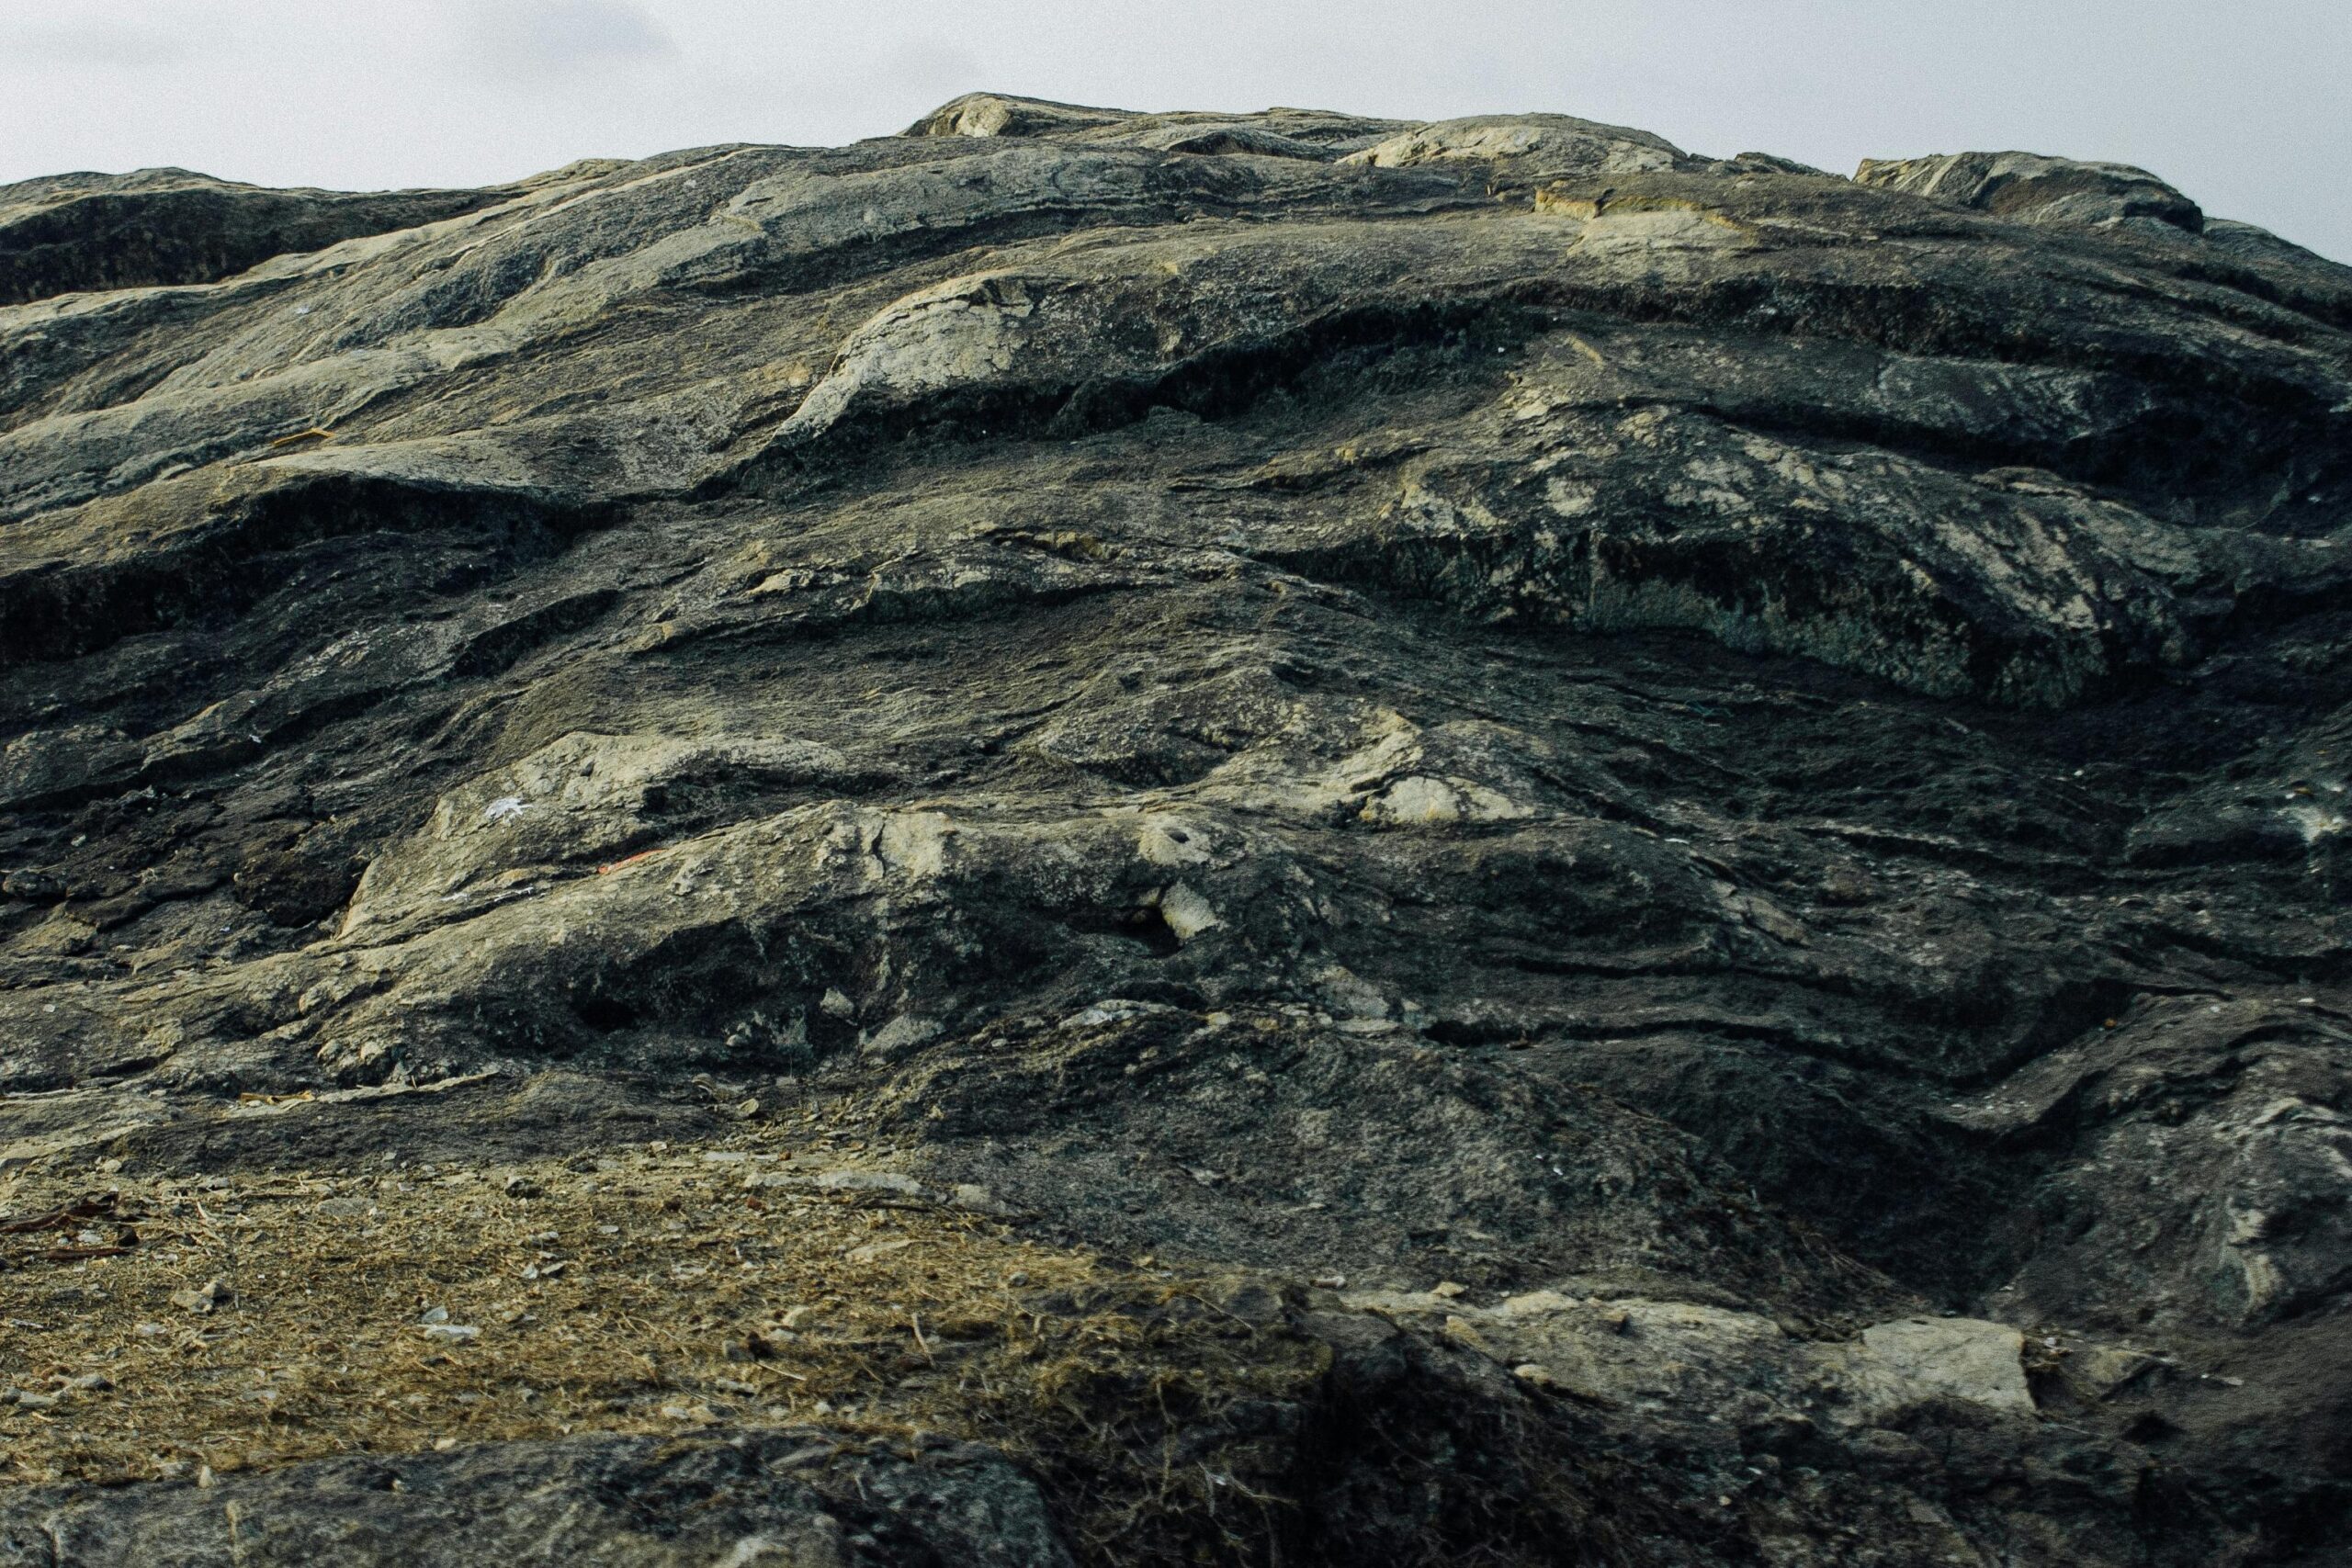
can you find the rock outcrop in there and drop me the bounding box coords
[0,168,514,307]
[2,94,2348,1565]
[1853,150,2206,233]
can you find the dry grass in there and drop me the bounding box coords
[0,1125,1330,1563]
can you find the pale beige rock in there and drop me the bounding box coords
[1859,1317,2034,1414]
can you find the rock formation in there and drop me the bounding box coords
[2,92,2348,1564]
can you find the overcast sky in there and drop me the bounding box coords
[3,1,2345,262]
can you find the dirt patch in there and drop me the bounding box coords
[0,1126,1355,1564]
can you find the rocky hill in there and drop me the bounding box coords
[2,93,2348,1565]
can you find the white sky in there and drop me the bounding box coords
[3,1,2346,262]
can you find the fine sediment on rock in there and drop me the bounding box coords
[2,91,2348,1565]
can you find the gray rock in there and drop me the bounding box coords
[0,167,511,306]
[0,1429,1073,1566]
[1854,149,2204,232]
[3,89,2350,1566]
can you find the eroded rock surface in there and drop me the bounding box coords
[3,93,2350,1565]
[0,1428,1072,1567]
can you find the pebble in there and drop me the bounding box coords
[951,1183,1011,1215]
[169,1280,227,1315]
[813,1169,922,1196]
[422,1324,481,1343]
[845,1236,915,1264]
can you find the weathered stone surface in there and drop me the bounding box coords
[1855,149,2204,232]
[0,1429,1074,1566]
[1859,1316,2034,1413]
[4,91,2351,1566]
[0,167,513,306]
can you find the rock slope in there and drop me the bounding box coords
[2,92,2349,1564]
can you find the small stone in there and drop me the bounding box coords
[420,1305,450,1325]
[168,1289,214,1315]
[951,1183,1011,1215]
[1004,1271,1030,1288]
[732,1099,762,1120]
[432,1438,458,1451]
[1510,1362,1557,1388]
[812,1168,922,1196]
[502,1175,542,1199]
[1313,1273,1347,1289]
[846,1236,916,1263]
[61,1373,110,1392]
[1432,1280,1468,1299]
[132,1321,169,1338]
[422,1324,481,1343]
